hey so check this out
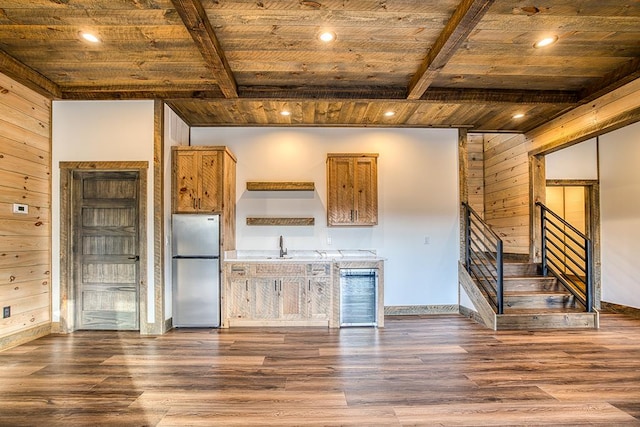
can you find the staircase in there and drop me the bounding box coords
[460,202,599,331]
[496,261,598,330]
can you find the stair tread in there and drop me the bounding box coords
[500,308,588,315]
[503,290,569,295]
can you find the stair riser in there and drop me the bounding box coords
[503,278,559,292]
[503,263,540,276]
[497,313,597,330]
[504,294,572,310]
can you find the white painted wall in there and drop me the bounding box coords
[191,127,460,306]
[163,105,189,320]
[546,138,598,180]
[51,100,155,322]
[599,121,640,309]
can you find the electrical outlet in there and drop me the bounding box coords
[327,236,332,245]
[3,306,9,319]
[12,203,28,214]
[424,236,431,245]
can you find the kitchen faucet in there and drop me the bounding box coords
[279,235,287,258]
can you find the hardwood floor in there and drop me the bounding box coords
[1,313,640,426]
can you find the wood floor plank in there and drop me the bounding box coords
[393,402,639,425]
[1,313,640,425]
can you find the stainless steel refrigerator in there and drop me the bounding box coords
[172,214,220,327]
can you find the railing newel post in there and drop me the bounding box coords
[540,203,548,277]
[496,240,504,315]
[586,239,593,312]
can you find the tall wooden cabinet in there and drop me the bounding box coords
[326,153,378,226]
[172,146,236,250]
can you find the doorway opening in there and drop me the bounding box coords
[545,180,601,307]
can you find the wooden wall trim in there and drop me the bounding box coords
[458,128,469,261]
[525,78,640,154]
[59,162,148,334]
[0,51,61,99]
[0,323,51,352]
[59,161,148,170]
[458,262,496,330]
[149,99,166,335]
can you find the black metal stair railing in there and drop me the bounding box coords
[462,202,504,315]
[537,202,593,312]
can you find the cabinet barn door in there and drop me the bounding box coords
[250,278,280,319]
[174,150,199,212]
[73,171,140,330]
[308,277,331,320]
[199,151,223,212]
[227,278,251,320]
[280,277,307,320]
[354,157,378,225]
[327,157,355,225]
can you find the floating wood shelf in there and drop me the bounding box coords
[246,181,315,191]
[246,217,315,226]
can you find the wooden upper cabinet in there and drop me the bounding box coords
[172,146,235,213]
[172,146,237,250]
[327,153,378,226]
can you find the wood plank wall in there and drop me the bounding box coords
[467,134,484,216]
[482,133,529,255]
[0,72,51,350]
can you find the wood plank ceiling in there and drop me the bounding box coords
[0,0,638,132]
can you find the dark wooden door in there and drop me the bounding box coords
[73,171,140,330]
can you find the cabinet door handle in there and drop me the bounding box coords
[308,279,311,291]
[350,209,354,221]
[198,198,201,209]
[193,198,197,209]
[275,280,277,292]
[246,280,248,292]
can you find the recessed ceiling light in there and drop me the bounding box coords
[533,35,558,48]
[280,110,291,116]
[319,31,336,43]
[81,32,100,43]
[384,111,396,117]
[513,113,525,119]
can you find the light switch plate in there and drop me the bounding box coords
[12,203,28,214]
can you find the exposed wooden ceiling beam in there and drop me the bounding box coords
[61,85,224,100]
[421,88,577,104]
[59,82,577,106]
[170,0,238,98]
[407,0,495,100]
[239,86,408,100]
[578,57,640,104]
[0,50,61,99]
[239,86,577,105]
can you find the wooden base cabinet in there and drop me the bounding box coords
[223,262,333,327]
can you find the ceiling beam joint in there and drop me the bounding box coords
[170,0,238,98]
[407,0,495,100]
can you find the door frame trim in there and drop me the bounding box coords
[545,179,602,309]
[59,161,148,333]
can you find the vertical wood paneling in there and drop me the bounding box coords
[482,133,529,254]
[467,134,484,216]
[0,72,51,350]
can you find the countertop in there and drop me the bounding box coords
[223,249,383,262]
